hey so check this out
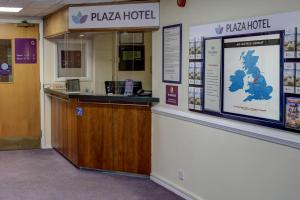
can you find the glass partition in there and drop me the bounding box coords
[49,31,152,95]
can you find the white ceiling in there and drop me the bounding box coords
[0,0,120,18]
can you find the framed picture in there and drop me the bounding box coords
[0,39,12,83]
[162,24,182,83]
[222,31,284,124]
[61,50,81,68]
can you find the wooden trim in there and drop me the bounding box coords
[44,31,70,39]
[43,5,69,19]
[44,7,69,38]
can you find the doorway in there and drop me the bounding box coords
[0,23,40,150]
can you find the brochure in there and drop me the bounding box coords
[285,97,300,130]
[195,38,202,59]
[194,87,203,111]
[284,27,296,58]
[284,63,295,93]
[296,64,300,94]
[188,62,195,84]
[188,86,195,110]
[189,38,196,59]
[194,62,203,85]
[297,26,300,58]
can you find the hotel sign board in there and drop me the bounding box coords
[69,2,160,29]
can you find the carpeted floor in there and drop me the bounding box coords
[0,149,183,200]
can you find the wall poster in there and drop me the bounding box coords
[222,32,282,122]
[0,39,12,82]
[163,24,182,83]
[204,38,222,112]
[15,38,37,64]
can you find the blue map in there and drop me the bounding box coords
[229,50,273,102]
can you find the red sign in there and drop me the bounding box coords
[177,0,186,7]
[166,85,178,106]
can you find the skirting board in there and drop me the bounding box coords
[150,174,202,200]
[41,144,52,149]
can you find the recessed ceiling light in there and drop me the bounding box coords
[79,34,85,37]
[0,7,23,13]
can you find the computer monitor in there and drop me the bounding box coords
[105,81,142,95]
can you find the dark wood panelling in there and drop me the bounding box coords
[50,94,151,175]
[77,103,114,170]
[51,96,78,165]
[113,104,151,175]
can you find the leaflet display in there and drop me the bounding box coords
[188,10,300,134]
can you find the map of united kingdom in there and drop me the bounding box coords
[229,50,273,102]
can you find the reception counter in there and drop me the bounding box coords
[44,88,159,175]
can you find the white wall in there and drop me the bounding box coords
[151,0,300,200]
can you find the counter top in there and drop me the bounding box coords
[44,88,159,104]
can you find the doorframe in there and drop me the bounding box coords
[0,18,46,148]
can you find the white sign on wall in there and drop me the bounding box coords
[190,10,300,39]
[69,2,160,29]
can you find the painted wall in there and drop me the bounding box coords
[151,0,300,200]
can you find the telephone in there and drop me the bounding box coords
[136,89,152,97]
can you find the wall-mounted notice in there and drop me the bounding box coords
[189,10,300,133]
[204,38,222,112]
[166,85,178,106]
[69,2,159,29]
[223,33,282,122]
[163,24,182,83]
[15,38,37,64]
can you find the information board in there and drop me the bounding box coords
[223,33,282,122]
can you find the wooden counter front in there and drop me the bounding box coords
[49,94,152,175]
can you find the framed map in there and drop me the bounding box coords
[222,32,283,123]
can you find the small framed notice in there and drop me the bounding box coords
[166,85,178,106]
[162,24,182,83]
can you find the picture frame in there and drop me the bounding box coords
[162,24,182,84]
[221,31,284,125]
